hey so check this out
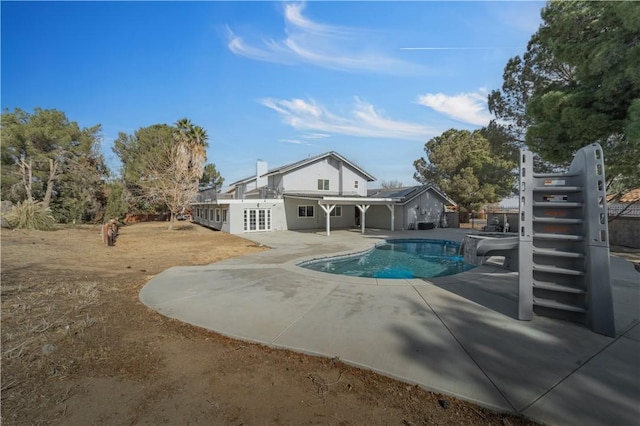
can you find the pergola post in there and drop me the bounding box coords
[386,203,395,231]
[319,204,336,236]
[357,204,370,234]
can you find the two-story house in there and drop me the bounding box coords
[192,151,457,235]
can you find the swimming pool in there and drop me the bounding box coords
[298,239,475,279]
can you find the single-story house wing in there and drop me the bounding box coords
[366,185,459,230]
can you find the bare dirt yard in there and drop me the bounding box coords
[0,222,541,425]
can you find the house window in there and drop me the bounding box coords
[209,209,213,220]
[196,208,200,218]
[354,181,359,189]
[317,179,330,191]
[298,205,315,218]
[329,206,342,217]
[222,209,228,223]
[215,208,221,222]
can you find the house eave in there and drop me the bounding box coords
[192,199,285,205]
[320,196,398,205]
[262,151,376,182]
[396,185,457,206]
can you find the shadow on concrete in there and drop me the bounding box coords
[387,291,631,423]
[427,265,520,320]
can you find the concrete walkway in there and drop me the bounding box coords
[139,229,640,425]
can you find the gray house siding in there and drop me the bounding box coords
[364,189,452,230]
[405,190,448,228]
[284,199,322,230]
[322,205,357,229]
[365,205,394,229]
[279,158,367,197]
[283,198,356,230]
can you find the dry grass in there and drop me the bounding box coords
[1,222,539,425]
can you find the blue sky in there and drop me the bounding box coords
[2,1,544,188]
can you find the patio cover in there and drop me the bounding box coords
[318,196,398,236]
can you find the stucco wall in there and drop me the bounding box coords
[282,199,357,230]
[280,158,368,196]
[365,205,396,229]
[284,199,320,230]
[228,201,287,234]
[322,205,357,229]
[192,200,286,234]
[193,205,223,230]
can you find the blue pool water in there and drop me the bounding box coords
[299,239,475,279]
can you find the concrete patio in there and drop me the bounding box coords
[139,228,640,425]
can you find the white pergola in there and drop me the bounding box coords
[318,196,398,236]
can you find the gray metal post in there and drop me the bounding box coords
[518,149,534,320]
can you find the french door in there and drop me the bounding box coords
[243,208,272,232]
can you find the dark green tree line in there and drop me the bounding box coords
[489,1,640,192]
[1,108,108,223]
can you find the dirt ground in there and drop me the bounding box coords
[0,222,550,425]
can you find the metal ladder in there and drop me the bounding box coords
[519,143,615,337]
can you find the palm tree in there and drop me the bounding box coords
[161,119,209,230]
[173,118,207,182]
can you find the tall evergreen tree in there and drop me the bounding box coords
[1,107,107,222]
[200,163,224,190]
[414,129,516,212]
[489,1,640,190]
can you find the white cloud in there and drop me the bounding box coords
[260,97,439,141]
[416,90,493,126]
[283,2,350,37]
[278,132,330,145]
[300,132,330,140]
[226,26,294,65]
[279,138,312,145]
[226,2,423,75]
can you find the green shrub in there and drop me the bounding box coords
[4,200,56,230]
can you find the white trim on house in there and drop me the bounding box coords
[321,197,397,204]
[196,199,284,205]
